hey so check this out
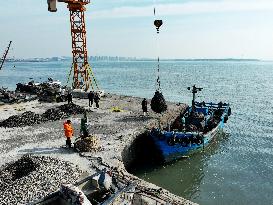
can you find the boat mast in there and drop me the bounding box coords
[0,41,12,70]
[187,85,203,111]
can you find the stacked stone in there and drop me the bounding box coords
[0,155,83,204]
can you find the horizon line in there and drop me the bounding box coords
[5,56,268,62]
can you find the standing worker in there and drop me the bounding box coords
[142,98,148,116]
[94,92,100,109]
[88,91,94,107]
[67,92,73,104]
[63,120,74,148]
[59,87,66,102]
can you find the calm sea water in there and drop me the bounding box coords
[1,60,273,205]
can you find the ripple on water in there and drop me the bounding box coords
[1,61,273,205]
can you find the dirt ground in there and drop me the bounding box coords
[0,93,181,167]
[0,93,196,205]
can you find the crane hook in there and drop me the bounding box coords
[154,20,163,34]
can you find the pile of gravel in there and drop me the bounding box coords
[0,111,41,128]
[41,108,66,121]
[58,103,86,115]
[41,103,86,121]
[0,103,86,128]
[0,155,83,204]
[74,136,100,152]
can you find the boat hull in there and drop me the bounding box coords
[150,105,228,163]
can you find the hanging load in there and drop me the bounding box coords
[154,20,163,33]
[150,6,167,114]
[151,91,167,113]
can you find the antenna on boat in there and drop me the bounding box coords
[187,85,203,112]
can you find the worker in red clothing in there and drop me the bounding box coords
[63,120,74,148]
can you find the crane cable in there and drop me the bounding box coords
[153,1,162,92]
[154,0,161,91]
[150,1,167,114]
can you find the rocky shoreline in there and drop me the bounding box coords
[0,93,197,205]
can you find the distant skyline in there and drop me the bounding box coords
[1,0,273,60]
[6,56,261,62]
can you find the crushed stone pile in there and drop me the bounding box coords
[0,111,41,128]
[41,103,86,122]
[0,155,83,204]
[41,108,66,121]
[16,83,41,94]
[0,155,39,186]
[74,136,100,152]
[58,103,86,116]
[151,91,167,114]
[0,103,87,128]
[0,87,38,104]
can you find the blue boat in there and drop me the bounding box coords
[150,85,231,163]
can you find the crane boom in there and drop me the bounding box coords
[47,0,99,91]
[0,41,12,70]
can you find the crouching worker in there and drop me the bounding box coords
[63,120,74,148]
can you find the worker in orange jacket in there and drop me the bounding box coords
[63,120,74,148]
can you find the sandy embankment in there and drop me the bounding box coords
[0,93,196,204]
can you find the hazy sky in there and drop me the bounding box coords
[1,0,273,59]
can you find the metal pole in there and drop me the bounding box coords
[0,41,12,70]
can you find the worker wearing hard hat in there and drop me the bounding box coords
[63,120,74,148]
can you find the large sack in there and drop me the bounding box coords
[151,91,167,114]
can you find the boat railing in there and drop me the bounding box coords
[223,105,230,114]
[194,101,229,110]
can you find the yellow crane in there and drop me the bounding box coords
[47,0,99,91]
